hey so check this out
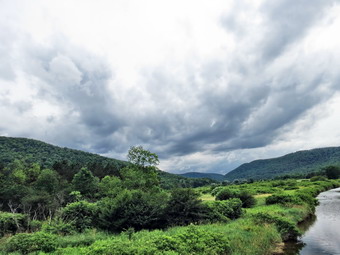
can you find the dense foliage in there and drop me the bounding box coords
[0,136,214,189]
[215,188,256,208]
[0,174,339,254]
[0,144,224,234]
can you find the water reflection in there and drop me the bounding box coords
[283,188,340,255]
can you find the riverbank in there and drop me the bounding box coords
[282,187,340,254]
[256,181,340,255]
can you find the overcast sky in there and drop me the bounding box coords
[1,0,340,174]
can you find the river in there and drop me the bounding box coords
[283,187,340,255]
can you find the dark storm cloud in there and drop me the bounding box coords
[0,35,127,153]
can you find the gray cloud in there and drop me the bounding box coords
[259,0,338,61]
[1,0,340,173]
[19,39,127,147]
[0,25,16,81]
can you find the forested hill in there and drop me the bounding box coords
[180,172,226,181]
[0,136,128,175]
[225,147,340,180]
[0,136,213,188]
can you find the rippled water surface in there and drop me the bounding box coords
[283,187,340,255]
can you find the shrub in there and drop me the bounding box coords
[152,225,231,255]
[238,191,256,208]
[211,186,224,196]
[265,193,300,205]
[216,189,256,208]
[310,176,327,182]
[62,200,98,232]
[294,190,318,212]
[166,189,205,226]
[5,232,58,254]
[42,219,76,235]
[0,211,28,237]
[57,230,109,248]
[324,165,340,179]
[28,220,42,232]
[84,225,231,255]
[85,238,157,255]
[205,198,243,221]
[215,189,237,201]
[98,189,168,231]
[252,213,300,241]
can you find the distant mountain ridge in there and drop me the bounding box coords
[2,136,340,182]
[225,147,340,180]
[179,172,226,181]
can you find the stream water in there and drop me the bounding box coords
[283,187,340,255]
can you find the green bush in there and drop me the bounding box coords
[98,189,168,231]
[205,198,243,221]
[238,190,256,208]
[153,225,231,255]
[57,230,109,248]
[265,193,300,205]
[166,189,205,226]
[28,219,42,232]
[215,188,237,201]
[295,191,317,210]
[216,189,256,208]
[211,186,224,196]
[62,200,98,232]
[42,219,76,235]
[84,225,231,255]
[0,211,28,237]
[5,232,58,254]
[310,176,327,182]
[252,213,300,241]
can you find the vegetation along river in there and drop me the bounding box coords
[283,187,340,255]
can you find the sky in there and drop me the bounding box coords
[1,0,340,174]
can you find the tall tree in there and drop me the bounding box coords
[127,146,159,168]
[72,168,99,198]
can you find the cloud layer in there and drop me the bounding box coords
[1,0,340,173]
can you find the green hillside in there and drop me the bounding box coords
[225,147,340,180]
[180,172,226,181]
[0,136,213,188]
[0,136,127,168]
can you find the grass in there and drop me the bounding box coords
[200,193,215,201]
[254,193,272,206]
[56,230,110,248]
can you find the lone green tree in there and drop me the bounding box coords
[121,146,160,191]
[127,146,159,168]
[324,165,340,179]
